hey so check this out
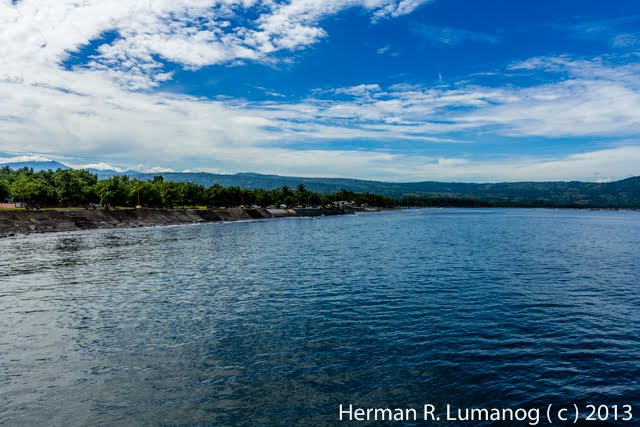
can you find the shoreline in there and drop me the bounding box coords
[0,207,354,238]
[2,205,637,239]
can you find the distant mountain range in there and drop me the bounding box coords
[85,168,143,177]
[0,160,137,177]
[2,160,639,207]
[0,160,70,171]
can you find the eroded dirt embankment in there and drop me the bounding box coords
[0,207,351,237]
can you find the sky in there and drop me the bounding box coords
[1,0,639,182]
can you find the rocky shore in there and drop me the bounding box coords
[0,207,353,238]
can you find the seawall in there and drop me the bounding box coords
[0,207,353,238]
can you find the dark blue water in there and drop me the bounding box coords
[1,209,639,426]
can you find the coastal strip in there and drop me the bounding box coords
[0,207,354,238]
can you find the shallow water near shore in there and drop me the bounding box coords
[1,208,640,426]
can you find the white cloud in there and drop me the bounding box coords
[0,0,435,89]
[467,56,640,137]
[377,45,391,55]
[137,165,176,173]
[0,155,53,163]
[370,0,433,20]
[324,145,640,182]
[77,162,124,172]
[174,145,640,182]
[333,84,382,97]
[2,54,640,180]
[557,16,640,49]
[412,24,501,45]
[1,2,640,182]
[376,44,400,57]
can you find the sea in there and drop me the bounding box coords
[1,208,639,426]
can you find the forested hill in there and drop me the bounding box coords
[1,161,639,207]
[124,172,640,208]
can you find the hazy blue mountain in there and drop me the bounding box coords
[86,168,142,179]
[0,160,69,171]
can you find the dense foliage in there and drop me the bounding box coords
[2,166,638,209]
[101,171,640,208]
[0,167,397,209]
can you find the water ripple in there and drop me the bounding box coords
[1,209,639,425]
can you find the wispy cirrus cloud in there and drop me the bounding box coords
[376,44,400,56]
[411,24,501,46]
[555,15,640,49]
[294,56,640,139]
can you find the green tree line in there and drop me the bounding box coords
[0,167,400,209]
[2,166,572,209]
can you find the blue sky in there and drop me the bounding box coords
[1,0,639,181]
